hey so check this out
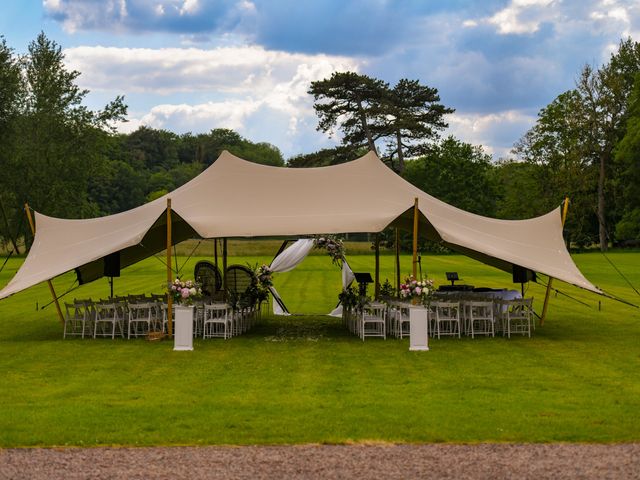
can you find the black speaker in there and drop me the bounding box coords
[104,252,121,277]
[512,265,535,283]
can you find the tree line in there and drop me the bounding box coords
[1,33,638,255]
[0,33,283,253]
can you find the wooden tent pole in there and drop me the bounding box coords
[222,238,228,294]
[540,197,570,326]
[214,238,218,268]
[374,233,380,299]
[412,197,419,279]
[166,198,173,337]
[25,203,64,325]
[395,228,400,297]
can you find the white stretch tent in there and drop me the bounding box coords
[0,150,601,299]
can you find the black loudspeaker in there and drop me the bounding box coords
[104,252,121,277]
[512,265,535,283]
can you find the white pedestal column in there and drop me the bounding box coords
[174,305,194,351]
[409,306,429,351]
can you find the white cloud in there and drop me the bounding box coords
[122,98,336,157]
[48,0,128,33]
[473,0,639,42]
[487,0,556,35]
[589,1,640,46]
[141,100,261,131]
[68,45,360,157]
[180,0,200,15]
[64,45,358,95]
[43,0,62,9]
[446,110,537,158]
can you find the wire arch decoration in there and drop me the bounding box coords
[193,261,223,297]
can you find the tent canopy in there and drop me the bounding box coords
[0,150,601,299]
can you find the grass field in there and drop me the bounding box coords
[0,245,639,447]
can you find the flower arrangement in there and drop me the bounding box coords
[251,263,272,304]
[169,278,202,306]
[254,264,273,289]
[314,234,346,266]
[400,275,434,305]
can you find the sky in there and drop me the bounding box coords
[1,0,639,160]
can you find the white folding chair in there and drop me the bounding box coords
[390,302,411,339]
[467,301,494,338]
[94,301,125,339]
[127,302,154,339]
[203,303,231,339]
[505,298,534,338]
[63,302,87,338]
[361,302,386,341]
[434,301,461,339]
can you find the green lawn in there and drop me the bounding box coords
[0,248,639,446]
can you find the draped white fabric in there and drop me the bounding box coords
[270,239,315,273]
[328,261,355,317]
[270,286,289,316]
[270,239,315,315]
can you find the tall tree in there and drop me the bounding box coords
[574,38,640,250]
[308,72,387,154]
[123,126,179,171]
[0,36,23,252]
[376,79,454,173]
[309,73,453,172]
[613,72,640,242]
[6,32,126,222]
[513,90,598,245]
[515,38,640,250]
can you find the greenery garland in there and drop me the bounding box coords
[313,235,346,266]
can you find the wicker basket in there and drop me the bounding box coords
[147,331,166,342]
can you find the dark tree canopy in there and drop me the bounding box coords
[309,72,453,173]
[375,79,454,173]
[515,38,640,249]
[614,72,640,242]
[3,32,127,224]
[404,137,497,216]
[309,72,386,153]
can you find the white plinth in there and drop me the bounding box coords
[409,306,429,351]
[174,305,194,351]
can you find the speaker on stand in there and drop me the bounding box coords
[512,265,536,297]
[104,252,121,298]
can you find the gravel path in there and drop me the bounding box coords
[2,444,639,479]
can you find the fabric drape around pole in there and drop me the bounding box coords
[329,260,355,317]
[269,239,315,315]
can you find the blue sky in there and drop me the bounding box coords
[1,0,638,159]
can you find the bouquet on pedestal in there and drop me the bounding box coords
[169,278,202,306]
[399,276,434,305]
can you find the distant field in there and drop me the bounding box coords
[171,237,379,257]
[0,249,638,446]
